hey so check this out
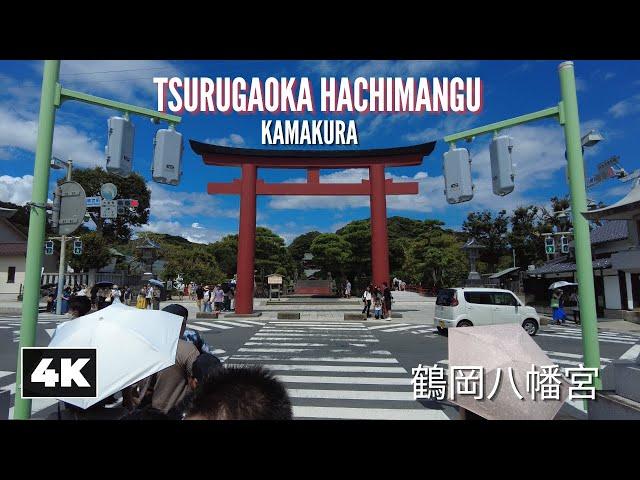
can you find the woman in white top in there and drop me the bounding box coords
[111,285,122,304]
[362,286,372,318]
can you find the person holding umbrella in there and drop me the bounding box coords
[123,308,200,414]
[550,289,567,325]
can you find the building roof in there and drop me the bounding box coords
[590,220,628,245]
[583,182,640,221]
[0,242,27,256]
[489,267,520,279]
[527,257,611,275]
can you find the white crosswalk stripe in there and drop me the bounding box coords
[225,321,450,420]
[186,318,266,332]
[537,327,639,345]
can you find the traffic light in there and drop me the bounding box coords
[44,240,54,256]
[152,128,183,186]
[443,147,474,204]
[560,235,570,254]
[106,116,135,177]
[545,237,555,254]
[116,199,139,213]
[489,135,515,196]
[73,239,83,255]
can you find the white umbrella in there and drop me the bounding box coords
[548,281,578,290]
[48,302,183,409]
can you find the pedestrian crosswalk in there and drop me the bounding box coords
[186,318,266,333]
[538,324,640,345]
[367,322,640,345]
[225,320,450,420]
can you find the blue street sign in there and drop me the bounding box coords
[85,196,101,207]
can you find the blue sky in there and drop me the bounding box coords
[1,60,639,244]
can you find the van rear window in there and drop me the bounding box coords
[436,289,456,306]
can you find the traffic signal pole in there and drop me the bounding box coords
[443,61,602,399]
[14,60,182,420]
[14,60,60,420]
[55,159,73,316]
[558,61,601,390]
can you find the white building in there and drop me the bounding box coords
[0,208,58,300]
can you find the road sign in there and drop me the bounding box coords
[85,196,101,207]
[100,199,118,219]
[57,181,87,235]
[100,183,118,201]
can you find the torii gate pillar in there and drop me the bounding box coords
[236,163,257,314]
[369,164,390,289]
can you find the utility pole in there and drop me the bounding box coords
[54,158,73,315]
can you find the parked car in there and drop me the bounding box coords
[434,287,540,336]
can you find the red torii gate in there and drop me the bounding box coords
[190,140,436,314]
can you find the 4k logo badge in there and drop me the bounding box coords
[21,348,97,398]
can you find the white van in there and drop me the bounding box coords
[434,288,540,336]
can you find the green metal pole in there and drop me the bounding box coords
[558,61,602,391]
[13,60,60,419]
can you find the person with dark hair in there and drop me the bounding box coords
[124,305,200,414]
[167,353,224,419]
[185,365,292,420]
[68,295,92,319]
[162,304,215,354]
[382,281,393,321]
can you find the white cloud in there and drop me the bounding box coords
[575,77,588,92]
[0,105,104,167]
[191,222,204,229]
[203,134,245,147]
[148,183,239,221]
[608,94,640,118]
[137,220,232,244]
[267,123,569,215]
[403,114,479,143]
[0,174,34,205]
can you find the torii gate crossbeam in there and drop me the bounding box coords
[191,140,436,314]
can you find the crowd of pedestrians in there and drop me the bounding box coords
[361,282,393,320]
[48,300,292,421]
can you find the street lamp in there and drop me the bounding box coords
[581,130,604,148]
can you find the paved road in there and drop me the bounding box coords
[1,313,638,420]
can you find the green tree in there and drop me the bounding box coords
[209,234,238,277]
[336,220,371,279]
[508,205,550,268]
[462,210,509,273]
[255,227,295,281]
[404,227,467,288]
[162,249,225,286]
[67,231,112,272]
[68,168,151,243]
[310,233,353,278]
[288,231,322,273]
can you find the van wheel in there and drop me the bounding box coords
[437,326,448,336]
[522,319,538,336]
[457,320,473,328]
